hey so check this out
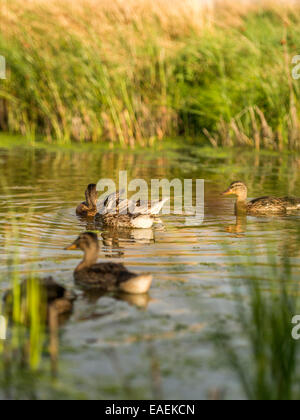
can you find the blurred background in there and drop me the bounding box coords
[1,0,300,150]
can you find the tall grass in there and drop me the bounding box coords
[0,0,300,147]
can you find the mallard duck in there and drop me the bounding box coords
[76,184,98,217]
[3,277,76,321]
[98,189,169,216]
[97,190,168,229]
[65,232,153,294]
[222,181,300,214]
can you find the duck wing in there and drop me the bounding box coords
[98,190,168,216]
[97,189,126,214]
[248,196,287,214]
[130,198,170,215]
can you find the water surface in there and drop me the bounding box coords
[1,141,300,399]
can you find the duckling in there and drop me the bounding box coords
[76,184,98,217]
[222,181,300,215]
[3,277,76,322]
[65,232,153,294]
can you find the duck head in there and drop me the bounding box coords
[65,232,99,270]
[222,181,248,202]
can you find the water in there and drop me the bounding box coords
[1,141,300,400]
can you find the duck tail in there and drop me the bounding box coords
[131,215,154,229]
[146,197,169,215]
[119,274,153,294]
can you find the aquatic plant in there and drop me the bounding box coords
[216,245,300,400]
[0,198,63,391]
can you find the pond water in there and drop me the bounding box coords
[0,139,300,400]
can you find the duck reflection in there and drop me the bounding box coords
[101,228,154,258]
[114,292,151,309]
[81,288,151,310]
[225,211,247,237]
[76,214,101,231]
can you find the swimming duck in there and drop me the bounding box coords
[77,186,155,228]
[98,189,169,216]
[97,190,168,229]
[222,181,300,214]
[76,184,98,217]
[3,277,76,321]
[65,232,153,294]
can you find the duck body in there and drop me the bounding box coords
[74,262,153,293]
[65,232,153,294]
[245,196,300,214]
[76,186,158,228]
[97,190,167,228]
[100,213,154,229]
[223,181,300,215]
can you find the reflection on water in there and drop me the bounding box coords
[225,212,247,237]
[101,228,155,258]
[1,143,300,399]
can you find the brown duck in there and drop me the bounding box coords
[76,184,98,217]
[99,190,155,228]
[100,213,155,229]
[3,277,76,322]
[222,181,300,215]
[65,232,153,294]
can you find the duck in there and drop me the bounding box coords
[97,189,168,229]
[98,189,169,216]
[78,185,156,228]
[76,184,98,217]
[98,191,156,229]
[65,232,153,294]
[222,181,300,215]
[3,277,76,322]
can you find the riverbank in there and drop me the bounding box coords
[0,0,300,149]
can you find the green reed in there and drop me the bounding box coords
[0,218,47,372]
[1,1,300,149]
[216,244,300,400]
[0,181,56,378]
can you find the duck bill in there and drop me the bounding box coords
[65,242,78,251]
[222,188,232,196]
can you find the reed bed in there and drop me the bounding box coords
[0,0,300,148]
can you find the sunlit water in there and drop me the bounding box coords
[1,142,300,399]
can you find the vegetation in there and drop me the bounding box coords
[216,246,300,400]
[0,0,300,148]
